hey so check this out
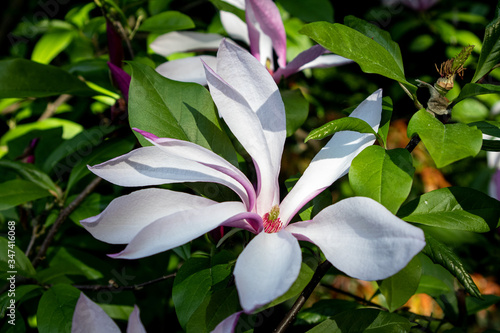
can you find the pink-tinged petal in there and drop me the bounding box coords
[81,188,216,244]
[108,62,131,100]
[279,89,383,224]
[211,311,243,333]
[155,55,217,85]
[233,230,302,312]
[127,305,146,333]
[204,42,285,214]
[298,54,353,71]
[245,0,287,68]
[72,293,120,333]
[89,146,249,206]
[286,197,425,281]
[135,129,256,211]
[110,201,255,259]
[220,11,249,45]
[150,31,223,57]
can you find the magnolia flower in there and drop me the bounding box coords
[82,40,425,319]
[151,0,351,85]
[382,0,439,11]
[72,293,146,333]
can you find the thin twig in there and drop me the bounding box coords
[73,273,176,292]
[320,284,384,309]
[405,134,421,153]
[31,177,102,268]
[274,260,332,333]
[38,94,72,121]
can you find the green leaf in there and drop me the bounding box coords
[300,22,415,94]
[451,98,489,124]
[344,16,404,74]
[0,160,60,198]
[128,62,237,165]
[349,146,414,214]
[0,179,51,210]
[0,236,37,279]
[466,295,500,315]
[407,109,482,168]
[31,29,74,65]
[450,83,500,107]
[138,11,195,33]
[331,308,411,332]
[469,120,500,137]
[421,233,481,298]
[297,299,360,325]
[282,89,309,137]
[472,15,500,82]
[0,59,96,98]
[482,139,500,151]
[306,319,341,333]
[378,256,422,312]
[397,187,500,232]
[0,285,42,317]
[37,284,81,333]
[185,288,240,333]
[278,0,334,23]
[41,125,116,174]
[209,0,246,22]
[305,117,378,143]
[173,252,235,329]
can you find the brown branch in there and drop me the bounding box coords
[274,260,332,333]
[31,177,102,267]
[38,94,72,121]
[73,273,176,292]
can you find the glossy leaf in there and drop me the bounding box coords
[128,61,238,165]
[378,97,393,148]
[305,117,378,143]
[467,295,500,315]
[0,285,42,317]
[0,237,36,279]
[349,146,414,214]
[331,308,411,332]
[37,284,81,333]
[0,179,51,211]
[185,288,239,333]
[450,83,500,107]
[0,160,60,198]
[138,11,195,33]
[421,233,481,298]
[469,120,500,137]
[378,256,422,312]
[397,187,500,232]
[209,0,246,22]
[173,252,235,329]
[282,89,309,137]
[300,22,416,95]
[344,16,404,74]
[472,13,500,82]
[0,59,95,98]
[31,29,74,65]
[407,109,482,168]
[307,319,341,333]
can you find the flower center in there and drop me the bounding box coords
[263,205,282,233]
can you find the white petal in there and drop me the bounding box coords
[81,188,216,244]
[72,293,120,333]
[156,56,217,85]
[245,0,287,68]
[220,11,249,45]
[110,201,256,259]
[150,31,223,57]
[127,305,146,333]
[286,197,425,281]
[233,230,302,312]
[206,40,286,214]
[279,89,383,224]
[135,129,256,211]
[211,311,243,333]
[89,146,249,207]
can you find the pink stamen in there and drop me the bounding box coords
[263,213,282,233]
